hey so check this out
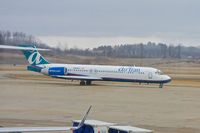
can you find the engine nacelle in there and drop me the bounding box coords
[48,67,66,76]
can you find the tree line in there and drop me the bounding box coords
[65,42,200,59]
[0,30,200,59]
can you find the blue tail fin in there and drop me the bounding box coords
[20,45,49,66]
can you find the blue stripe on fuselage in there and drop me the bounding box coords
[101,77,171,84]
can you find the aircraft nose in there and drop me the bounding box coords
[164,75,171,83]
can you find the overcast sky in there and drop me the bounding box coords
[0,0,200,48]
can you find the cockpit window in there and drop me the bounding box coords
[155,70,164,75]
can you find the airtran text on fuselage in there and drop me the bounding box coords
[118,67,140,73]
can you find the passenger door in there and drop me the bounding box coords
[148,72,153,79]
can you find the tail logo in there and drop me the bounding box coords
[28,51,42,65]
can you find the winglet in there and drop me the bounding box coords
[72,105,92,130]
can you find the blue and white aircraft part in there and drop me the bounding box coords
[0,44,171,88]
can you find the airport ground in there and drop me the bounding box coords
[0,54,200,133]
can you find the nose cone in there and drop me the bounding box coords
[163,75,171,83]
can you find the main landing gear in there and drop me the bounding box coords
[80,80,92,85]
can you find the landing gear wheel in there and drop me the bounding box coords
[159,83,163,88]
[86,80,92,85]
[80,80,86,85]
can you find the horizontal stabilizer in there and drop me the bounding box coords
[0,45,50,51]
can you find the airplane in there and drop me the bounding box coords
[0,106,91,132]
[0,44,171,88]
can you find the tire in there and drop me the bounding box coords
[86,80,92,85]
[80,80,86,85]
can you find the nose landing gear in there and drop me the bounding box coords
[159,83,163,88]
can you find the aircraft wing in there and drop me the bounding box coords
[0,106,92,132]
[52,75,102,80]
[0,127,71,132]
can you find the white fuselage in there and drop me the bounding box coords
[40,63,171,84]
